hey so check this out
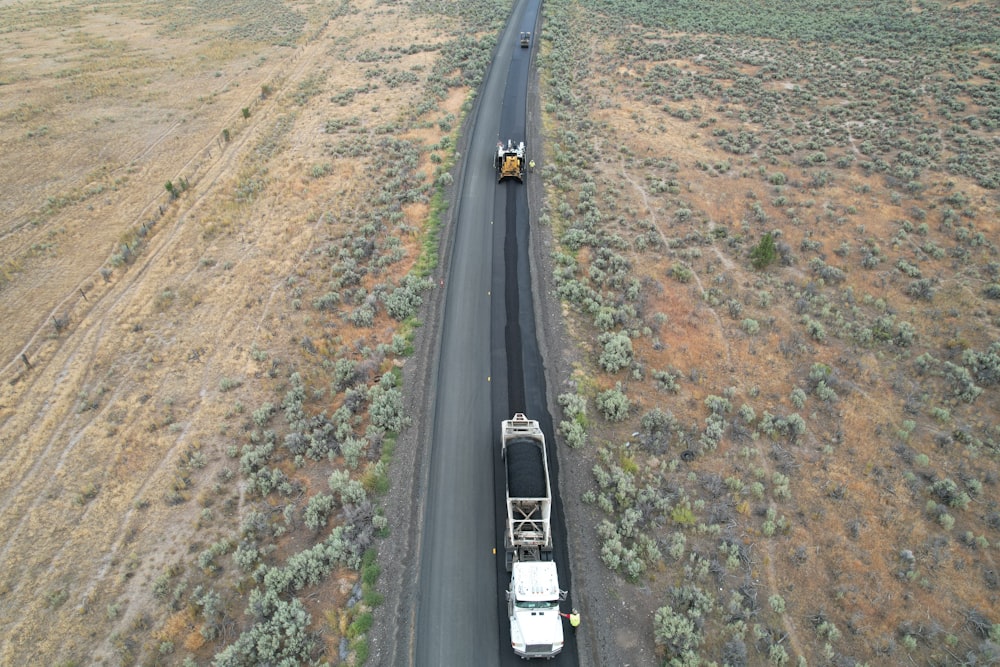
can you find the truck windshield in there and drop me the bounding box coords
[515,600,555,609]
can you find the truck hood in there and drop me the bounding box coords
[510,606,564,647]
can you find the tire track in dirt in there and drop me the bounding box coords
[0,253,194,590]
[3,131,285,656]
[619,160,807,659]
[85,28,343,658]
[0,44,287,254]
[0,174,262,665]
[0,38,300,378]
[0,112,244,381]
[0,23,338,664]
[81,23,336,556]
[0,352,152,651]
[91,205,332,658]
[619,161,732,369]
[0,315,117,517]
[0,129,262,574]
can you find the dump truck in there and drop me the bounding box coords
[501,413,565,659]
[495,139,526,182]
[520,31,531,47]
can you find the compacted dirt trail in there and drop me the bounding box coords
[0,15,350,663]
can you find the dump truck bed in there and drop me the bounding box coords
[502,414,552,550]
[506,437,546,499]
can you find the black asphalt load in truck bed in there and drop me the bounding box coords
[506,437,546,498]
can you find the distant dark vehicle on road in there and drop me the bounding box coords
[520,31,531,48]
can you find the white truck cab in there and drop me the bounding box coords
[507,560,564,659]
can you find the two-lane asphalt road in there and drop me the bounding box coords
[412,0,578,664]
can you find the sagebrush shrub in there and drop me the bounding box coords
[598,331,633,372]
[596,383,630,422]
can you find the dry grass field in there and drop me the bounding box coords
[537,0,1000,665]
[0,0,506,664]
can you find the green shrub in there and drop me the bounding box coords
[349,611,373,637]
[790,388,807,409]
[303,493,337,531]
[803,316,826,341]
[368,377,409,433]
[639,408,677,453]
[596,383,631,422]
[962,343,1000,387]
[329,470,367,506]
[598,331,633,372]
[213,593,313,666]
[382,275,432,320]
[931,478,971,509]
[219,377,243,392]
[653,369,679,393]
[233,542,260,572]
[670,263,694,283]
[559,419,588,448]
[751,232,777,270]
[349,303,376,327]
[653,605,702,664]
[906,278,935,301]
[252,403,275,427]
[653,585,714,664]
[341,436,368,470]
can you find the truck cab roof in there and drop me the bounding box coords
[512,561,560,602]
